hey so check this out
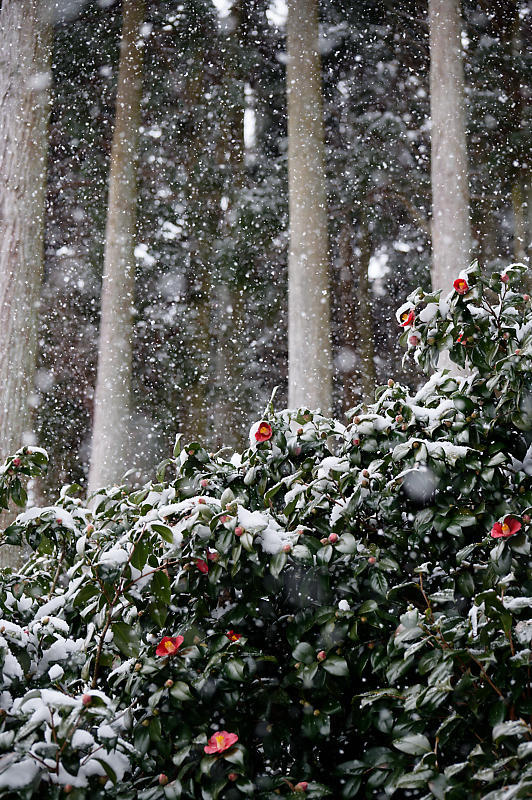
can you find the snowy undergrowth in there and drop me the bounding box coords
[0,262,531,800]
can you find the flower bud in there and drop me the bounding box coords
[234,526,244,537]
[82,694,92,706]
[316,650,326,662]
[294,782,309,792]
[158,774,169,786]
[328,533,338,544]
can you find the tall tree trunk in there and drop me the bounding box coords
[512,179,527,264]
[429,0,472,292]
[286,0,332,413]
[88,0,144,493]
[0,0,52,565]
[355,217,376,403]
[338,216,375,414]
[212,0,248,450]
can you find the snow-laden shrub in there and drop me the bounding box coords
[0,262,531,800]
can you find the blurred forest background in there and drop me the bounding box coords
[2,0,532,498]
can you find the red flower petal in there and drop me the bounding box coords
[196,559,209,574]
[400,309,415,327]
[490,516,521,539]
[255,422,273,442]
[226,630,241,642]
[204,731,239,754]
[155,635,184,657]
[453,278,469,295]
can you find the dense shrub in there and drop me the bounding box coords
[0,262,531,800]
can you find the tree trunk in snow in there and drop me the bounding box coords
[286,0,332,413]
[512,180,527,264]
[0,0,52,565]
[338,216,375,414]
[429,0,472,293]
[88,0,144,494]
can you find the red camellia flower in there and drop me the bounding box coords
[196,559,209,574]
[155,635,184,657]
[400,309,414,327]
[453,278,469,295]
[501,273,509,283]
[255,421,273,442]
[226,630,241,643]
[490,516,522,539]
[294,783,309,793]
[204,731,238,754]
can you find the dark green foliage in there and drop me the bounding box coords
[0,267,530,799]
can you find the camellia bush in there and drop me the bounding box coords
[0,262,531,800]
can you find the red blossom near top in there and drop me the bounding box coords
[501,273,509,283]
[204,731,239,754]
[155,635,184,657]
[255,421,273,442]
[399,309,415,327]
[453,278,469,295]
[490,516,522,539]
[196,559,209,574]
[226,630,241,642]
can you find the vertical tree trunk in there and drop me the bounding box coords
[0,0,51,463]
[512,179,527,263]
[338,216,376,414]
[211,0,248,449]
[355,218,377,403]
[429,0,472,292]
[286,0,332,413]
[0,0,52,566]
[88,0,145,493]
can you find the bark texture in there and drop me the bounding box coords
[286,0,332,413]
[88,0,145,493]
[0,0,51,463]
[0,0,52,566]
[338,216,376,414]
[429,0,472,292]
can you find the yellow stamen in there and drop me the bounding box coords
[165,640,174,652]
[501,523,510,534]
[215,735,225,746]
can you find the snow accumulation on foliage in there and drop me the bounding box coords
[0,262,531,800]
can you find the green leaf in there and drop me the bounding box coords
[292,642,315,664]
[170,681,193,702]
[151,523,174,543]
[112,621,140,658]
[152,570,171,604]
[393,734,432,755]
[269,551,287,578]
[225,659,245,680]
[322,656,349,677]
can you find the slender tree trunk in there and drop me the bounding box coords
[212,0,248,450]
[512,179,527,264]
[338,217,375,414]
[429,0,472,292]
[286,0,332,413]
[88,0,145,493]
[355,218,376,403]
[0,0,52,565]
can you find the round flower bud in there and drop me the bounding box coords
[81,694,92,706]
[12,457,21,467]
[282,544,292,553]
[158,774,169,786]
[368,557,376,565]
[328,533,338,544]
[316,650,327,662]
[387,379,394,388]
[294,781,309,792]
[228,773,239,782]
[164,679,174,688]
[234,526,244,537]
